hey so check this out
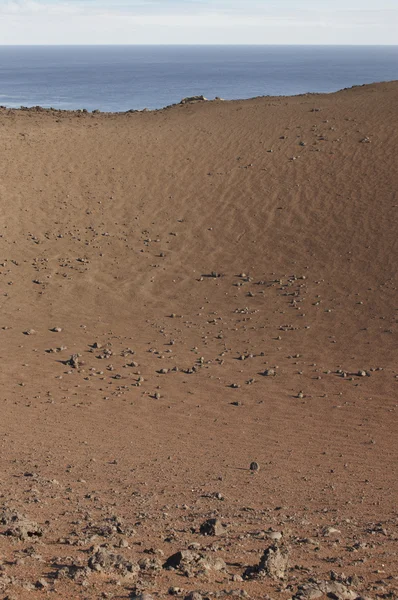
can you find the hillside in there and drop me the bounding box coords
[0,82,397,599]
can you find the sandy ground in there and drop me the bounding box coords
[0,82,397,600]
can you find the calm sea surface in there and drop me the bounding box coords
[0,45,397,112]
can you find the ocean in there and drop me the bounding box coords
[0,45,397,112]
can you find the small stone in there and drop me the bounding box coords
[323,526,341,537]
[263,369,275,377]
[199,518,224,536]
[68,354,80,368]
[266,530,283,541]
[51,327,62,332]
[163,550,195,569]
[250,461,260,472]
[295,584,323,599]
[169,587,183,596]
[185,593,203,600]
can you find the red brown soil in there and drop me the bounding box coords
[0,82,397,600]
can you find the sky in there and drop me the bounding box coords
[0,0,397,45]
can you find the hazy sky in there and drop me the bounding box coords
[0,0,397,45]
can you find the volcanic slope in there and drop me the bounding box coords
[0,82,397,599]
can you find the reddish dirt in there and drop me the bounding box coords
[0,82,397,599]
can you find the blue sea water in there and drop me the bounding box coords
[0,45,397,112]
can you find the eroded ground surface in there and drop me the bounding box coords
[0,82,397,599]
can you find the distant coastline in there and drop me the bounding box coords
[1,81,397,116]
[0,45,397,112]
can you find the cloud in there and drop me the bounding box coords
[0,0,208,16]
[0,1,81,14]
[0,0,397,22]
[0,0,397,44]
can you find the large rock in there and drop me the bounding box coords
[0,507,44,541]
[163,549,226,575]
[163,550,196,570]
[88,546,139,576]
[180,95,208,104]
[258,543,289,579]
[244,543,289,580]
[294,580,359,600]
[318,581,358,599]
[293,584,324,599]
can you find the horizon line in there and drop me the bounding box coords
[1,43,398,47]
